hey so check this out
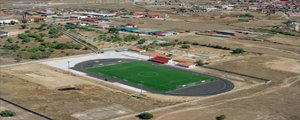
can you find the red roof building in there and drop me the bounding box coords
[150,56,171,64]
[145,14,160,18]
[34,17,45,22]
[82,17,99,22]
[125,23,137,28]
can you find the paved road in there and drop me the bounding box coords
[72,58,234,96]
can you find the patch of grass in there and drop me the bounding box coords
[0,110,16,117]
[86,61,215,92]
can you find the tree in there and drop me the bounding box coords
[216,115,226,120]
[21,38,30,43]
[232,48,245,54]
[145,9,150,13]
[35,35,44,42]
[108,28,119,34]
[0,110,16,117]
[196,59,204,66]
[137,112,153,119]
[10,21,16,25]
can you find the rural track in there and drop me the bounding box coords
[0,97,53,120]
[202,66,271,82]
[112,76,300,120]
[155,76,300,120]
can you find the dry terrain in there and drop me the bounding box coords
[0,64,174,120]
[0,2,300,120]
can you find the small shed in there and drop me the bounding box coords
[177,61,196,68]
[0,31,8,37]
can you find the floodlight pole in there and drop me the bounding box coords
[139,81,144,95]
[67,61,70,74]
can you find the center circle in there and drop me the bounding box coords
[137,72,159,77]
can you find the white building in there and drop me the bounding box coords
[0,19,19,24]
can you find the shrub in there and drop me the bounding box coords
[216,115,226,120]
[27,33,38,38]
[108,28,119,34]
[159,42,176,47]
[0,110,16,117]
[110,34,121,42]
[192,42,199,45]
[137,38,147,44]
[137,112,153,119]
[22,38,30,43]
[239,13,254,18]
[7,37,13,43]
[232,48,245,54]
[35,35,44,42]
[180,44,190,49]
[21,24,27,29]
[3,44,20,50]
[196,59,204,66]
[18,34,27,39]
[124,35,140,42]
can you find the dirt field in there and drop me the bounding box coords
[153,76,300,120]
[1,2,300,120]
[0,64,174,120]
[0,100,46,120]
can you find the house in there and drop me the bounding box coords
[129,47,146,53]
[0,31,8,37]
[33,17,46,22]
[145,13,160,18]
[98,18,112,22]
[125,23,137,28]
[177,61,196,68]
[287,12,300,17]
[117,26,139,32]
[149,56,172,64]
[82,17,97,22]
[70,15,88,20]
[211,34,230,38]
[133,12,147,18]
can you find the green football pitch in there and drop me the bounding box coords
[86,61,216,92]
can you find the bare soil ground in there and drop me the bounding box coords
[153,76,300,120]
[0,65,174,120]
[0,100,46,120]
[265,57,300,74]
